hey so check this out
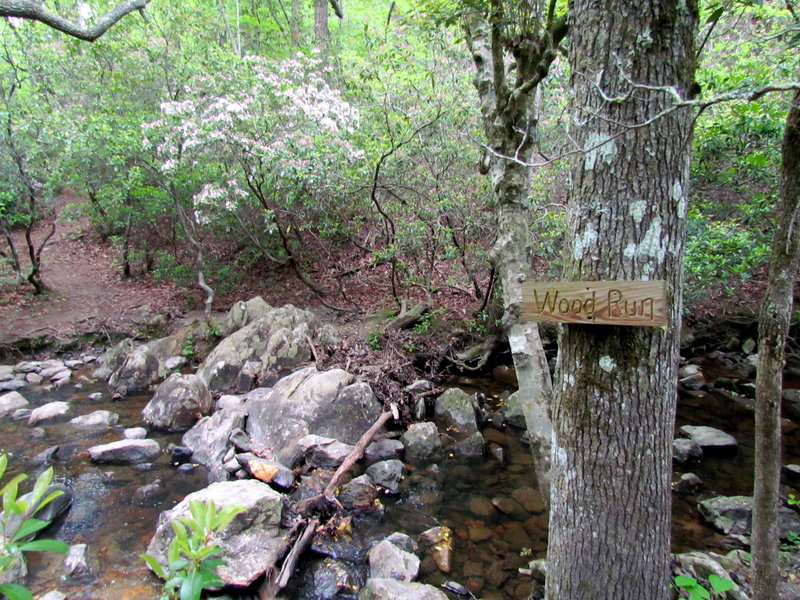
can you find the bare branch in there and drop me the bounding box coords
[0,0,150,41]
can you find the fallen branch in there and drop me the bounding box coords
[260,518,319,600]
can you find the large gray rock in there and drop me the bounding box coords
[0,391,28,418]
[499,391,526,428]
[69,410,119,430]
[198,305,316,391]
[108,345,162,394]
[679,425,737,452]
[297,435,354,468]
[87,439,161,464]
[698,495,800,538]
[183,409,246,482]
[434,388,478,438]
[368,539,420,581]
[258,323,313,382]
[359,579,448,600]
[400,422,442,464]
[146,480,287,588]
[28,401,71,425]
[223,296,273,335]
[366,460,405,494]
[246,367,381,465]
[143,373,213,432]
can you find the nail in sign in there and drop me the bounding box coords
[522,281,667,327]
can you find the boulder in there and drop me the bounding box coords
[679,425,737,453]
[28,401,71,425]
[87,439,161,464]
[674,552,749,600]
[183,409,246,482]
[0,391,28,418]
[452,432,485,458]
[222,296,273,335]
[297,435,354,468]
[339,474,379,510]
[258,323,313,381]
[246,367,381,465]
[434,388,478,438]
[499,391,526,429]
[365,439,404,461]
[359,579,448,600]
[198,305,316,391]
[69,410,119,430]
[0,379,25,392]
[698,495,800,538]
[366,460,405,494]
[146,480,287,588]
[143,373,213,432]
[401,422,442,464]
[368,539,420,581]
[0,365,14,381]
[108,345,162,394]
[673,438,703,465]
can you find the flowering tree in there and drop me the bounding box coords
[142,51,362,311]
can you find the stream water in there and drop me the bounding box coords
[2,355,799,600]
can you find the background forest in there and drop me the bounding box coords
[0,0,795,331]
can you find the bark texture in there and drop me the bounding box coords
[547,2,697,598]
[464,5,567,505]
[0,0,149,41]
[752,87,800,600]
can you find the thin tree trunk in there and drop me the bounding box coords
[752,87,800,600]
[0,220,24,284]
[314,0,328,57]
[547,1,697,598]
[290,0,301,45]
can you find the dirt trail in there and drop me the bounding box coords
[0,194,184,346]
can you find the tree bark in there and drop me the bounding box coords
[546,2,697,598]
[0,0,149,41]
[752,87,800,600]
[290,0,301,45]
[314,0,329,57]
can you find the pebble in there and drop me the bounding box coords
[123,427,147,439]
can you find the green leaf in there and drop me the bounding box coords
[29,466,54,510]
[11,518,50,542]
[0,583,33,600]
[17,539,69,553]
[0,454,7,480]
[141,553,168,579]
[2,474,26,512]
[179,570,204,600]
[706,6,725,24]
[708,574,734,594]
[674,575,698,587]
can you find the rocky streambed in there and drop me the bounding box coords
[2,299,800,599]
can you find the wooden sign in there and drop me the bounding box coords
[522,280,667,327]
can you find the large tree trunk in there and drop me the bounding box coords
[546,2,697,598]
[752,87,800,600]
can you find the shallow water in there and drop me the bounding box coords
[3,358,799,599]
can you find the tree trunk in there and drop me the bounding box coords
[546,2,697,599]
[290,0,301,45]
[463,10,566,506]
[752,87,800,600]
[314,0,328,57]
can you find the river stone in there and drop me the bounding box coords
[339,474,379,510]
[698,495,800,538]
[0,390,28,418]
[217,394,246,413]
[673,473,703,495]
[673,438,703,464]
[123,427,147,439]
[303,557,363,600]
[28,401,71,425]
[401,422,442,464]
[674,552,749,600]
[246,367,381,464]
[146,480,287,588]
[782,389,800,420]
[679,425,737,452]
[435,388,478,438]
[0,365,13,380]
[183,408,246,482]
[164,356,186,371]
[366,460,405,494]
[239,456,295,490]
[500,391,526,429]
[298,434,354,468]
[0,553,26,586]
[368,539,420,581]
[453,432,484,458]
[223,296,273,335]
[38,592,66,600]
[365,439,404,461]
[143,373,213,432]
[64,543,91,577]
[0,379,25,392]
[88,439,161,464]
[359,578,448,600]
[108,344,162,394]
[32,484,73,522]
[512,487,546,514]
[69,410,119,430]
[198,305,315,391]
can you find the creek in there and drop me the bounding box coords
[2,355,799,600]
